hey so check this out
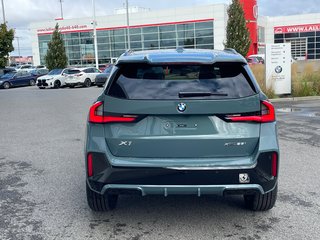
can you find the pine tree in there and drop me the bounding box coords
[0,24,14,68]
[45,24,68,70]
[225,0,251,57]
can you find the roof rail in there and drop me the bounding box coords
[223,48,238,54]
[123,49,134,56]
[176,46,184,53]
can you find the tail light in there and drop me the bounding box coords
[87,153,93,177]
[271,152,278,177]
[75,73,83,77]
[226,101,275,123]
[89,101,137,123]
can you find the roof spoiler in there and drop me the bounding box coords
[223,48,238,55]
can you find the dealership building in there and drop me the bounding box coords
[29,0,320,65]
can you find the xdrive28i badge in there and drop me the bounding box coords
[177,103,187,112]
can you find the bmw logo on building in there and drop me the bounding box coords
[177,103,187,112]
[275,66,283,74]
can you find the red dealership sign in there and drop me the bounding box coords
[274,23,320,34]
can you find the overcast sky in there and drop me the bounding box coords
[3,0,320,56]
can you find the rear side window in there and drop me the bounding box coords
[83,68,94,73]
[69,69,81,74]
[61,69,69,74]
[107,63,256,100]
[24,72,32,77]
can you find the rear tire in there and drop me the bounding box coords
[84,78,91,88]
[3,82,10,89]
[29,79,36,86]
[54,80,61,88]
[86,181,118,211]
[244,185,278,211]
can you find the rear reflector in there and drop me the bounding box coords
[226,100,275,123]
[271,152,278,177]
[87,153,93,177]
[103,116,137,123]
[89,101,137,123]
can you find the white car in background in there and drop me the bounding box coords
[15,64,35,72]
[65,67,101,88]
[37,68,71,89]
[35,65,47,70]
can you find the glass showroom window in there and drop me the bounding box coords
[38,35,52,65]
[38,20,214,65]
[274,30,320,59]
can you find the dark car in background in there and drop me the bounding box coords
[99,64,113,72]
[85,48,279,212]
[0,67,16,78]
[0,71,37,89]
[95,64,113,87]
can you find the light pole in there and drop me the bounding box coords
[92,0,99,69]
[1,0,6,23]
[58,0,64,19]
[126,0,130,49]
[15,36,21,64]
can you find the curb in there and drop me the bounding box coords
[270,96,320,103]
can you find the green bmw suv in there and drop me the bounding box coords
[85,48,279,211]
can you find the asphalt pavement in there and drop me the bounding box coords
[0,86,319,240]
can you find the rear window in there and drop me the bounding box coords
[107,63,256,100]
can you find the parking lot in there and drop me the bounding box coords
[0,86,319,240]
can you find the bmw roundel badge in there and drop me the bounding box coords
[177,103,187,112]
[275,66,283,74]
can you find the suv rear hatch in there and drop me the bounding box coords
[92,63,270,160]
[66,69,82,82]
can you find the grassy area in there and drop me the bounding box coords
[250,62,320,98]
[291,62,320,97]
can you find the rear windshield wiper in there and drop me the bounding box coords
[179,92,228,98]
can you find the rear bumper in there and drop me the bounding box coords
[65,82,83,87]
[96,183,266,196]
[87,152,278,196]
